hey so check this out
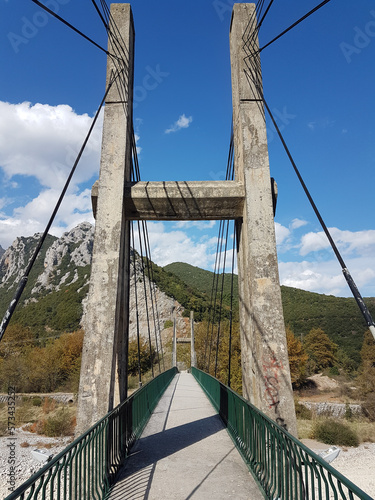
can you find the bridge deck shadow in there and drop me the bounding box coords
[107,372,263,500]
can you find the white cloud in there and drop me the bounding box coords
[279,257,375,297]
[173,221,216,230]
[279,260,346,296]
[299,231,329,255]
[290,218,308,230]
[299,228,375,257]
[165,114,193,134]
[0,101,102,248]
[132,221,218,270]
[0,101,102,190]
[275,222,290,245]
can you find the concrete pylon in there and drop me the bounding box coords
[76,4,134,436]
[230,4,297,435]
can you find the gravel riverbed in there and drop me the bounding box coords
[0,428,72,499]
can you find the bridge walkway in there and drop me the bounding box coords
[108,372,263,499]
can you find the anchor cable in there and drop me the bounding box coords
[243,14,375,339]
[258,0,333,53]
[30,0,117,58]
[0,71,121,343]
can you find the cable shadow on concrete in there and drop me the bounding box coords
[109,414,224,499]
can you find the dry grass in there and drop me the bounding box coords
[297,416,375,444]
[0,397,76,437]
[297,419,314,440]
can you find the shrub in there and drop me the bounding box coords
[329,366,339,376]
[42,398,56,415]
[32,397,42,407]
[311,419,359,447]
[0,419,7,437]
[344,403,353,421]
[362,393,375,422]
[294,400,312,420]
[164,320,173,329]
[39,408,75,437]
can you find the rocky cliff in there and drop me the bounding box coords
[0,222,187,344]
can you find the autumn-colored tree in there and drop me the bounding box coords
[194,320,242,394]
[303,328,337,373]
[286,326,308,387]
[0,324,34,391]
[0,329,84,393]
[0,324,34,358]
[358,330,375,396]
[357,330,375,420]
[128,339,157,376]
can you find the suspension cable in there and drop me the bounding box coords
[30,0,117,59]
[227,224,237,388]
[263,95,375,339]
[243,13,375,340]
[90,0,110,31]
[131,224,143,387]
[214,219,230,378]
[259,0,333,53]
[0,70,121,343]
[136,221,155,378]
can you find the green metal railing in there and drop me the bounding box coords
[191,367,373,500]
[6,367,178,500]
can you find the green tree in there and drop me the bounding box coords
[128,339,157,376]
[304,328,337,373]
[286,326,308,387]
[194,320,242,394]
[358,330,375,396]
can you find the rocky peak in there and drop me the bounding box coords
[0,233,46,291]
[0,222,186,345]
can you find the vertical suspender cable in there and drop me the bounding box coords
[131,223,143,387]
[228,224,237,388]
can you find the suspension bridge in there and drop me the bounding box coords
[2,2,375,499]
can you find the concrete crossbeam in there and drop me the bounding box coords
[92,180,245,220]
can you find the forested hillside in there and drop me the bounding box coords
[0,228,374,395]
[164,262,374,369]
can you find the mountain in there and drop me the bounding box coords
[164,262,375,368]
[0,245,4,260]
[164,262,239,312]
[0,223,186,342]
[1,226,373,369]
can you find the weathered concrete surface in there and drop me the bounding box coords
[108,372,263,499]
[92,180,245,220]
[230,4,297,436]
[76,4,134,435]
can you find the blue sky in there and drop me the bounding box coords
[0,0,374,297]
